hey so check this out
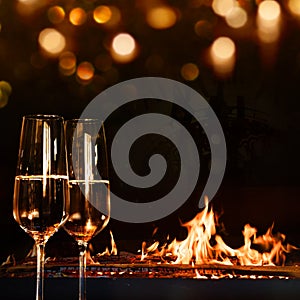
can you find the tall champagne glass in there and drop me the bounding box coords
[64,119,110,300]
[13,115,69,300]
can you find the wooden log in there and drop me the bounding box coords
[2,251,300,279]
[3,261,300,279]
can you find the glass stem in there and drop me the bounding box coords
[78,242,88,300]
[36,242,45,300]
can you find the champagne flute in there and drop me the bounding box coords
[13,115,69,300]
[64,119,110,300]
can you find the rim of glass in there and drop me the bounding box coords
[65,118,103,124]
[23,114,64,121]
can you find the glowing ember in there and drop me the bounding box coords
[141,196,296,267]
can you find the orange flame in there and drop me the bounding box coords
[98,230,118,256]
[141,196,295,266]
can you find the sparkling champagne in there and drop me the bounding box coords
[13,175,69,244]
[63,180,110,244]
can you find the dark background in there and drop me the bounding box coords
[1,0,300,262]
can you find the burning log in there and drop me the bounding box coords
[1,197,298,281]
[2,256,300,279]
[140,197,298,267]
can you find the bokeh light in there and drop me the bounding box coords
[38,28,66,56]
[48,6,65,24]
[194,20,213,39]
[257,0,281,43]
[211,37,235,60]
[112,33,136,56]
[59,51,76,76]
[0,81,12,109]
[111,33,137,63]
[210,36,236,77]
[69,7,87,26]
[0,81,12,96]
[258,0,281,22]
[146,6,177,29]
[93,6,112,24]
[287,0,300,17]
[16,0,42,15]
[225,6,248,28]
[212,0,235,17]
[17,0,38,4]
[181,63,199,81]
[101,6,121,27]
[77,62,94,82]
[0,90,8,109]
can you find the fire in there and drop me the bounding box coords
[141,196,295,267]
[97,231,118,256]
[4,197,297,280]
